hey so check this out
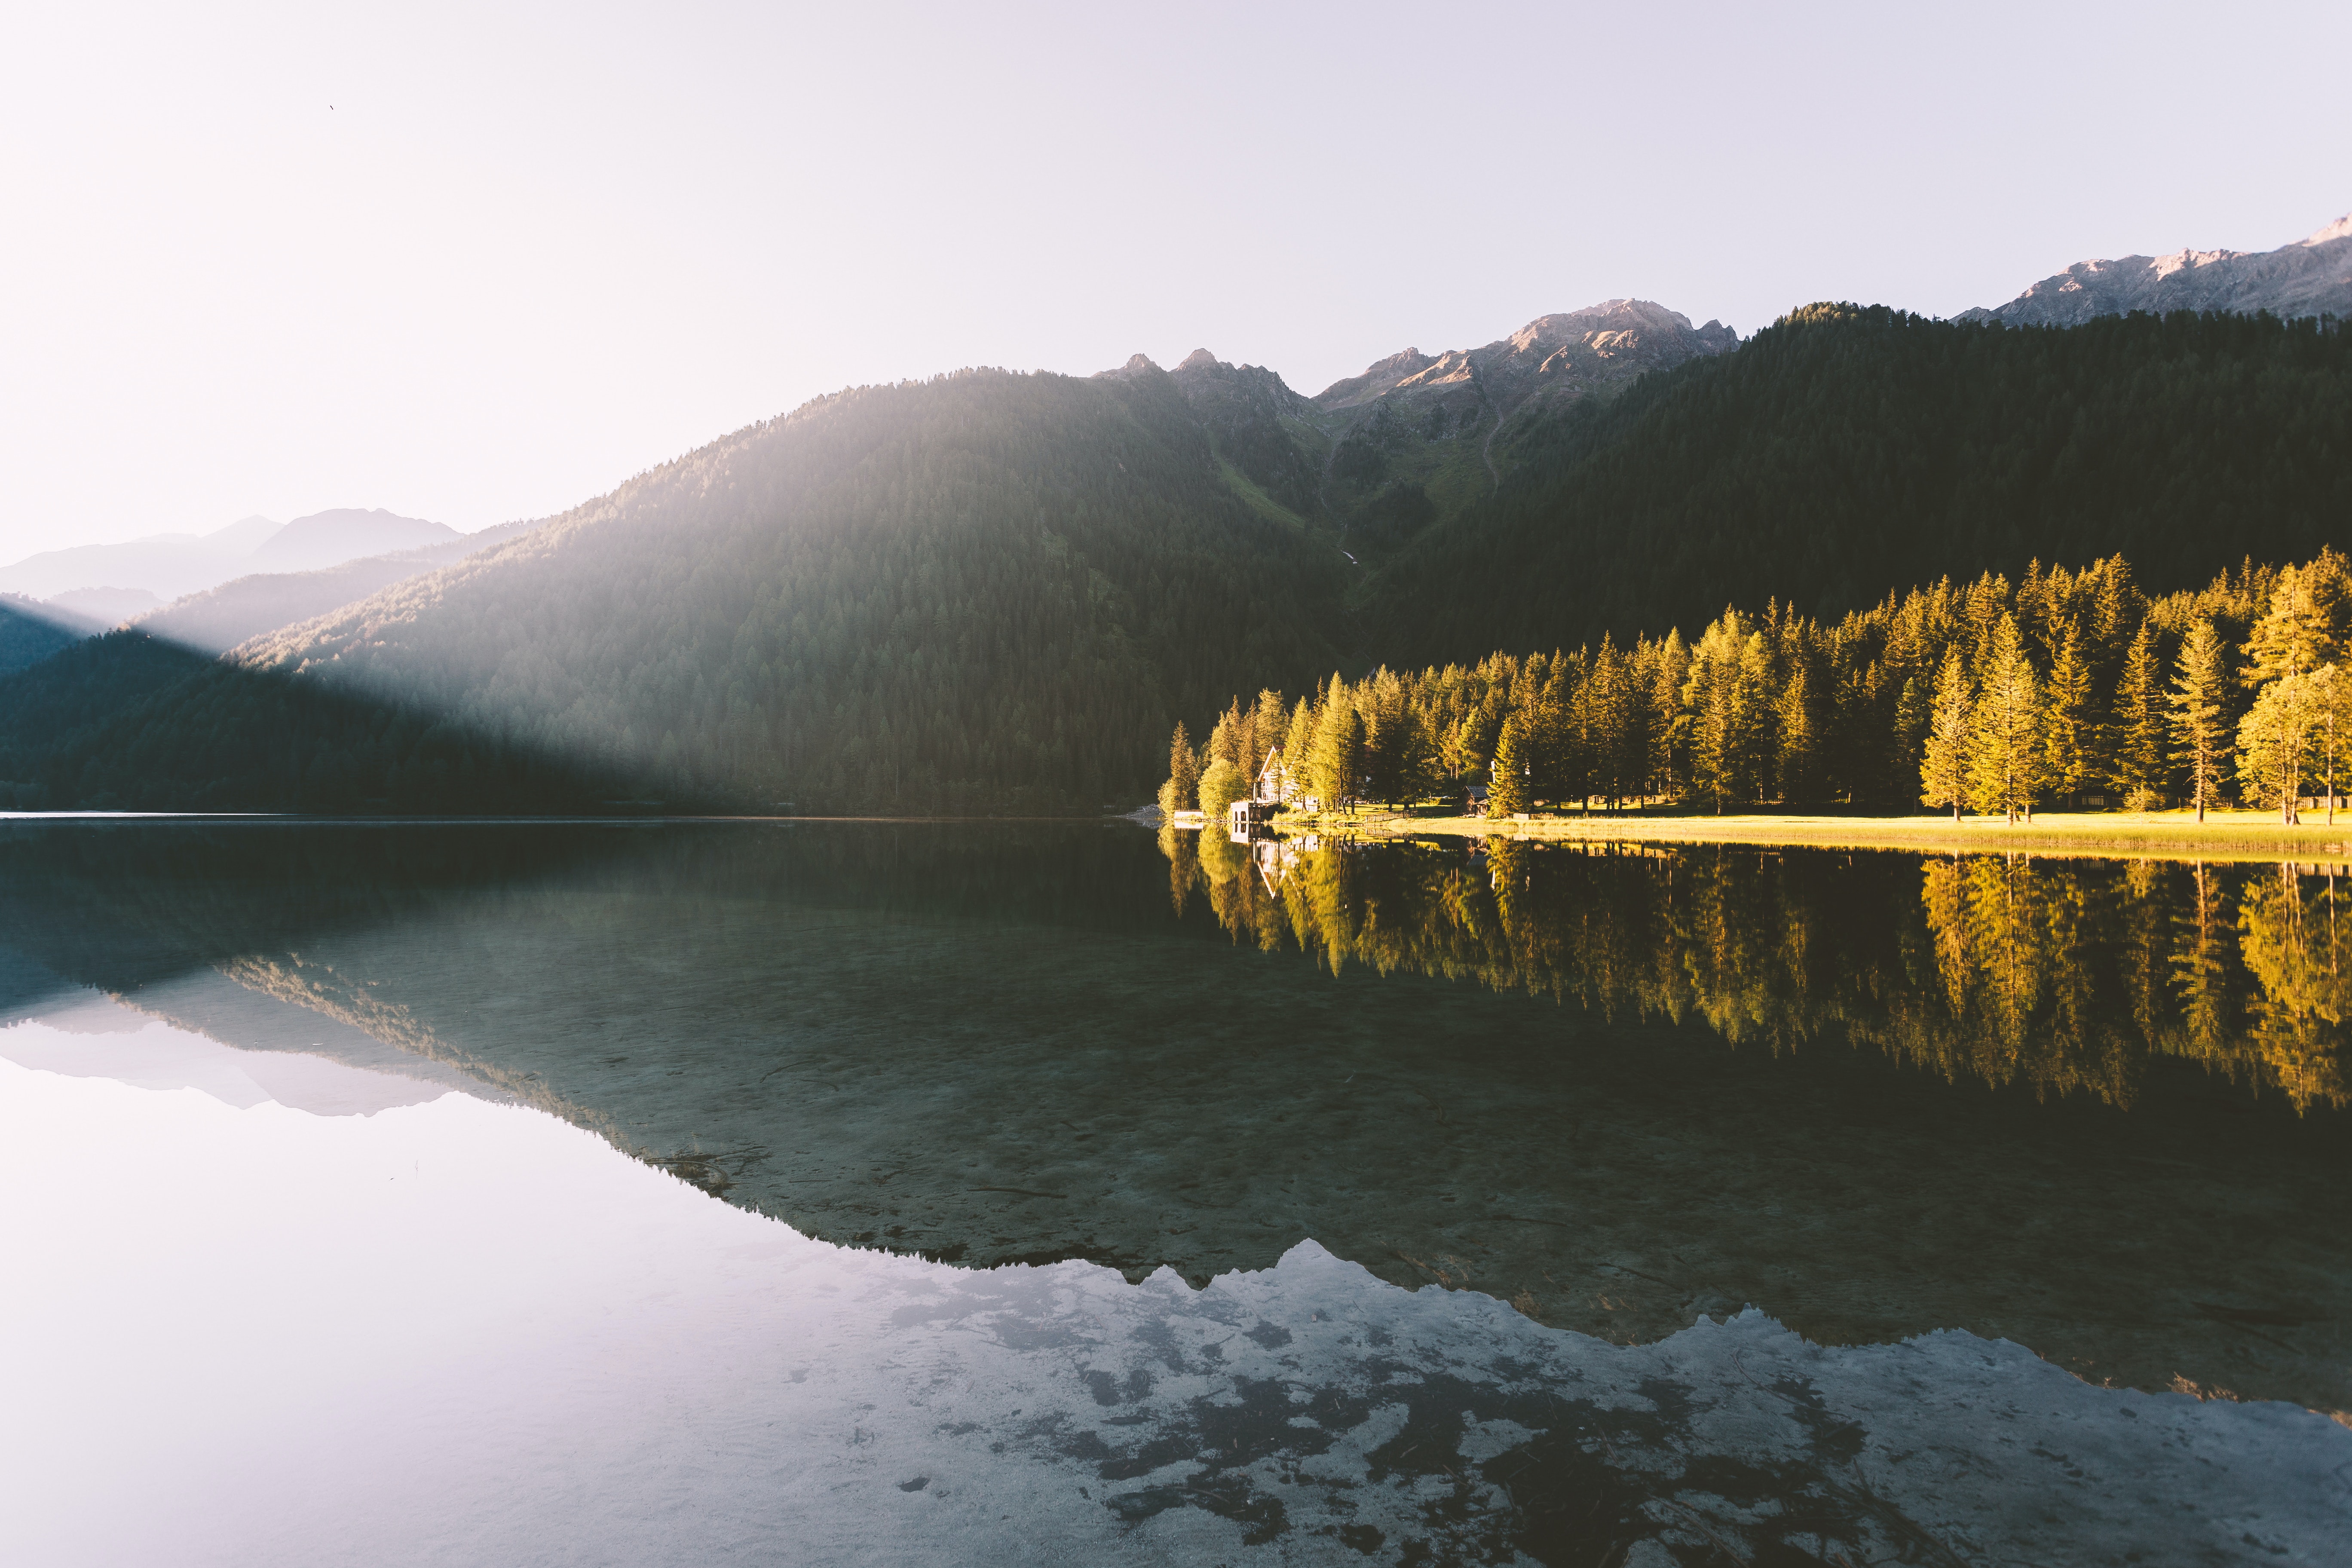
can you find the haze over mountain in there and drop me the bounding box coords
[1963,211,2352,327]
[131,520,536,656]
[0,508,460,603]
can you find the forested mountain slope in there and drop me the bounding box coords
[0,597,94,676]
[0,366,1349,813]
[1366,305,2352,666]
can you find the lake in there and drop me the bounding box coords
[3,819,2346,1565]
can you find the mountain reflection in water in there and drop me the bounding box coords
[1,819,2345,1420]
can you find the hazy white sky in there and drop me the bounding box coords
[3,1,2346,559]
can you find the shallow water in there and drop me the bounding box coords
[2,819,2347,1563]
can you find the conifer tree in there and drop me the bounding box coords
[1892,668,1932,804]
[2110,619,2165,806]
[1919,649,1971,822]
[1247,689,1289,781]
[1648,629,1691,801]
[1159,721,1200,819]
[2168,619,2231,822]
[1968,613,2043,824]
[1776,662,1818,804]
[2242,557,2345,690]
[2041,628,2094,804]
[1283,695,1318,795]
[1486,710,1531,816]
[1308,683,1364,812]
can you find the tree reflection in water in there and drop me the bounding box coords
[1162,833,2349,1112]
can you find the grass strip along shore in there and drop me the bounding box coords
[1268,807,2352,865]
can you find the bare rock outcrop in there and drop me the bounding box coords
[1313,299,1740,428]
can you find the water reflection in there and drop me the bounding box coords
[3,820,2347,1421]
[12,1026,2342,1567]
[1166,831,2350,1112]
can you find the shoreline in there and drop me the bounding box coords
[1267,807,2352,864]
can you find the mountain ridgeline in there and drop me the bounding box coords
[0,295,2345,815]
[0,369,1347,812]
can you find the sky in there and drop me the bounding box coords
[3,1,2347,561]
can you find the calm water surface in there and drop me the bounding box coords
[2,819,2346,1565]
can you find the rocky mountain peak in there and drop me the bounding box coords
[2300,213,2352,248]
[1961,208,2352,327]
[1313,300,1737,420]
[1094,353,1164,381]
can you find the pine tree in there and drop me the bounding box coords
[1159,721,1200,819]
[1776,662,1818,804]
[1308,684,1365,812]
[2242,557,2345,690]
[1919,649,1971,822]
[1648,629,1691,801]
[2168,619,2231,822]
[1968,613,2043,824]
[2042,628,2094,803]
[2110,619,2165,806]
[1486,710,1531,816]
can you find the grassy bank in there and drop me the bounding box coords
[1272,806,2352,864]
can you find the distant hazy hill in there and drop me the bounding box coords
[42,587,161,625]
[1963,212,2352,327]
[0,515,282,601]
[247,508,459,573]
[1366,304,2352,663]
[0,508,459,601]
[136,520,533,655]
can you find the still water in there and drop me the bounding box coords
[2,819,2346,1565]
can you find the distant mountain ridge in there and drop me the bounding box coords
[132,520,534,655]
[1963,212,2352,327]
[1121,298,1742,553]
[1311,298,1738,425]
[0,508,460,601]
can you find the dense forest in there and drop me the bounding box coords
[1366,306,2352,663]
[1164,550,2352,824]
[0,306,2345,816]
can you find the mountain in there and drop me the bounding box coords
[0,597,95,676]
[6,295,2346,815]
[0,368,1348,813]
[1305,300,1740,547]
[0,508,459,602]
[246,508,461,573]
[135,520,534,655]
[1314,299,1739,423]
[1364,303,2352,664]
[42,587,162,625]
[1163,350,1327,521]
[1962,212,2352,327]
[0,515,283,601]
